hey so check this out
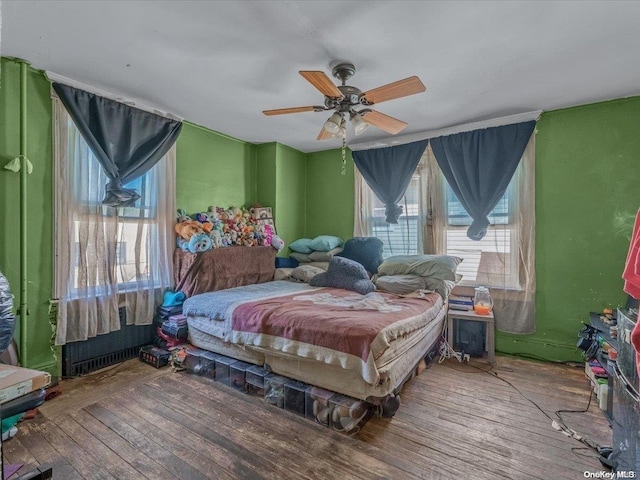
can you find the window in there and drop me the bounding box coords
[370,172,424,258]
[356,140,534,292]
[53,94,175,345]
[66,117,162,296]
[442,180,519,288]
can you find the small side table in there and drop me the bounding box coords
[447,308,495,364]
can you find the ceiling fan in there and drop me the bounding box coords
[262,62,426,141]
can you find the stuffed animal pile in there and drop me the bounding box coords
[174,206,285,254]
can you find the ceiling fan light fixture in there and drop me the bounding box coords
[351,112,370,136]
[323,112,343,134]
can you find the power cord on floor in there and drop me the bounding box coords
[488,366,603,459]
[438,349,605,461]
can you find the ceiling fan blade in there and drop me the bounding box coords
[362,76,426,105]
[299,71,343,98]
[263,106,319,116]
[317,127,333,141]
[362,110,408,135]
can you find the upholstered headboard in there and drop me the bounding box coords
[174,246,276,297]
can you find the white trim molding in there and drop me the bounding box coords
[46,70,182,121]
[349,110,543,151]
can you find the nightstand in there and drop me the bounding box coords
[447,308,495,364]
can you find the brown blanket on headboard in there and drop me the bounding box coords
[174,246,276,297]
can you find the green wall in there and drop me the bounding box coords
[256,142,306,253]
[176,122,257,214]
[498,97,640,361]
[273,143,306,250]
[305,148,355,242]
[0,59,56,374]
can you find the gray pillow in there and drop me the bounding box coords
[291,265,325,283]
[377,254,462,282]
[374,274,426,295]
[336,237,384,274]
[289,252,311,263]
[308,247,343,262]
[309,257,375,295]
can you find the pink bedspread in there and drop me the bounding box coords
[230,287,443,384]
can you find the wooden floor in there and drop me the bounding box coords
[3,355,611,479]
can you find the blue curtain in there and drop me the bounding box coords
[53,83,182,207]
[352,140,428,223]
[430,121,535,240]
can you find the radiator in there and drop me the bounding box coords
[62,307,155,377]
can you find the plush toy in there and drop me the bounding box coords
[261,224,274,246]
[231,206,244,223]
[188,233,212,253]
[175,220,205,240]
[176,208,190,223]
[194,212,210,223]
[208,229,223,248]
[176,237,190,251]
[271,234,285,252]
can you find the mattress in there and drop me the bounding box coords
[184,280,445,400]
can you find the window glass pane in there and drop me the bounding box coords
[67,120,159,293]
[444,180,517,288]
[371,175,420,258]
[446,185,509,226]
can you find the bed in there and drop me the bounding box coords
[182,280,446,404]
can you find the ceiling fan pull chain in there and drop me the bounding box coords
[341,130,347,176]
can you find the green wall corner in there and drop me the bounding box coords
[176,122,257,214]
[305,148,355,242]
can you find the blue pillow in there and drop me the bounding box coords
[337,237,384,274]
[289,238,314,254]
[308,235,344,252]
[309,257,375,295]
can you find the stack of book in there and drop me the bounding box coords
[448,295,474,311]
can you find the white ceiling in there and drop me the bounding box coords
[2,0,640,153]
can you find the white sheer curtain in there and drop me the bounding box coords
[53,96,175,345]
[353,165,374,237]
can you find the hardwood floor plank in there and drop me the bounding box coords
[84,403,211,480]
[25,416,116,480]
[142,377,390,480]
[3,355,613,480]
[10,418,83,480]
[51,414,150,480]
[114,391,287,480]
[69,409,176,480]
[157,373,431,480]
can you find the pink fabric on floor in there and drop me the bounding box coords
[632,311,640,382]
[623,210,640,299]
[624,210,640,381]
[3,463,23,478]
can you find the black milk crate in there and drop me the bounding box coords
[139,345,170,368]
